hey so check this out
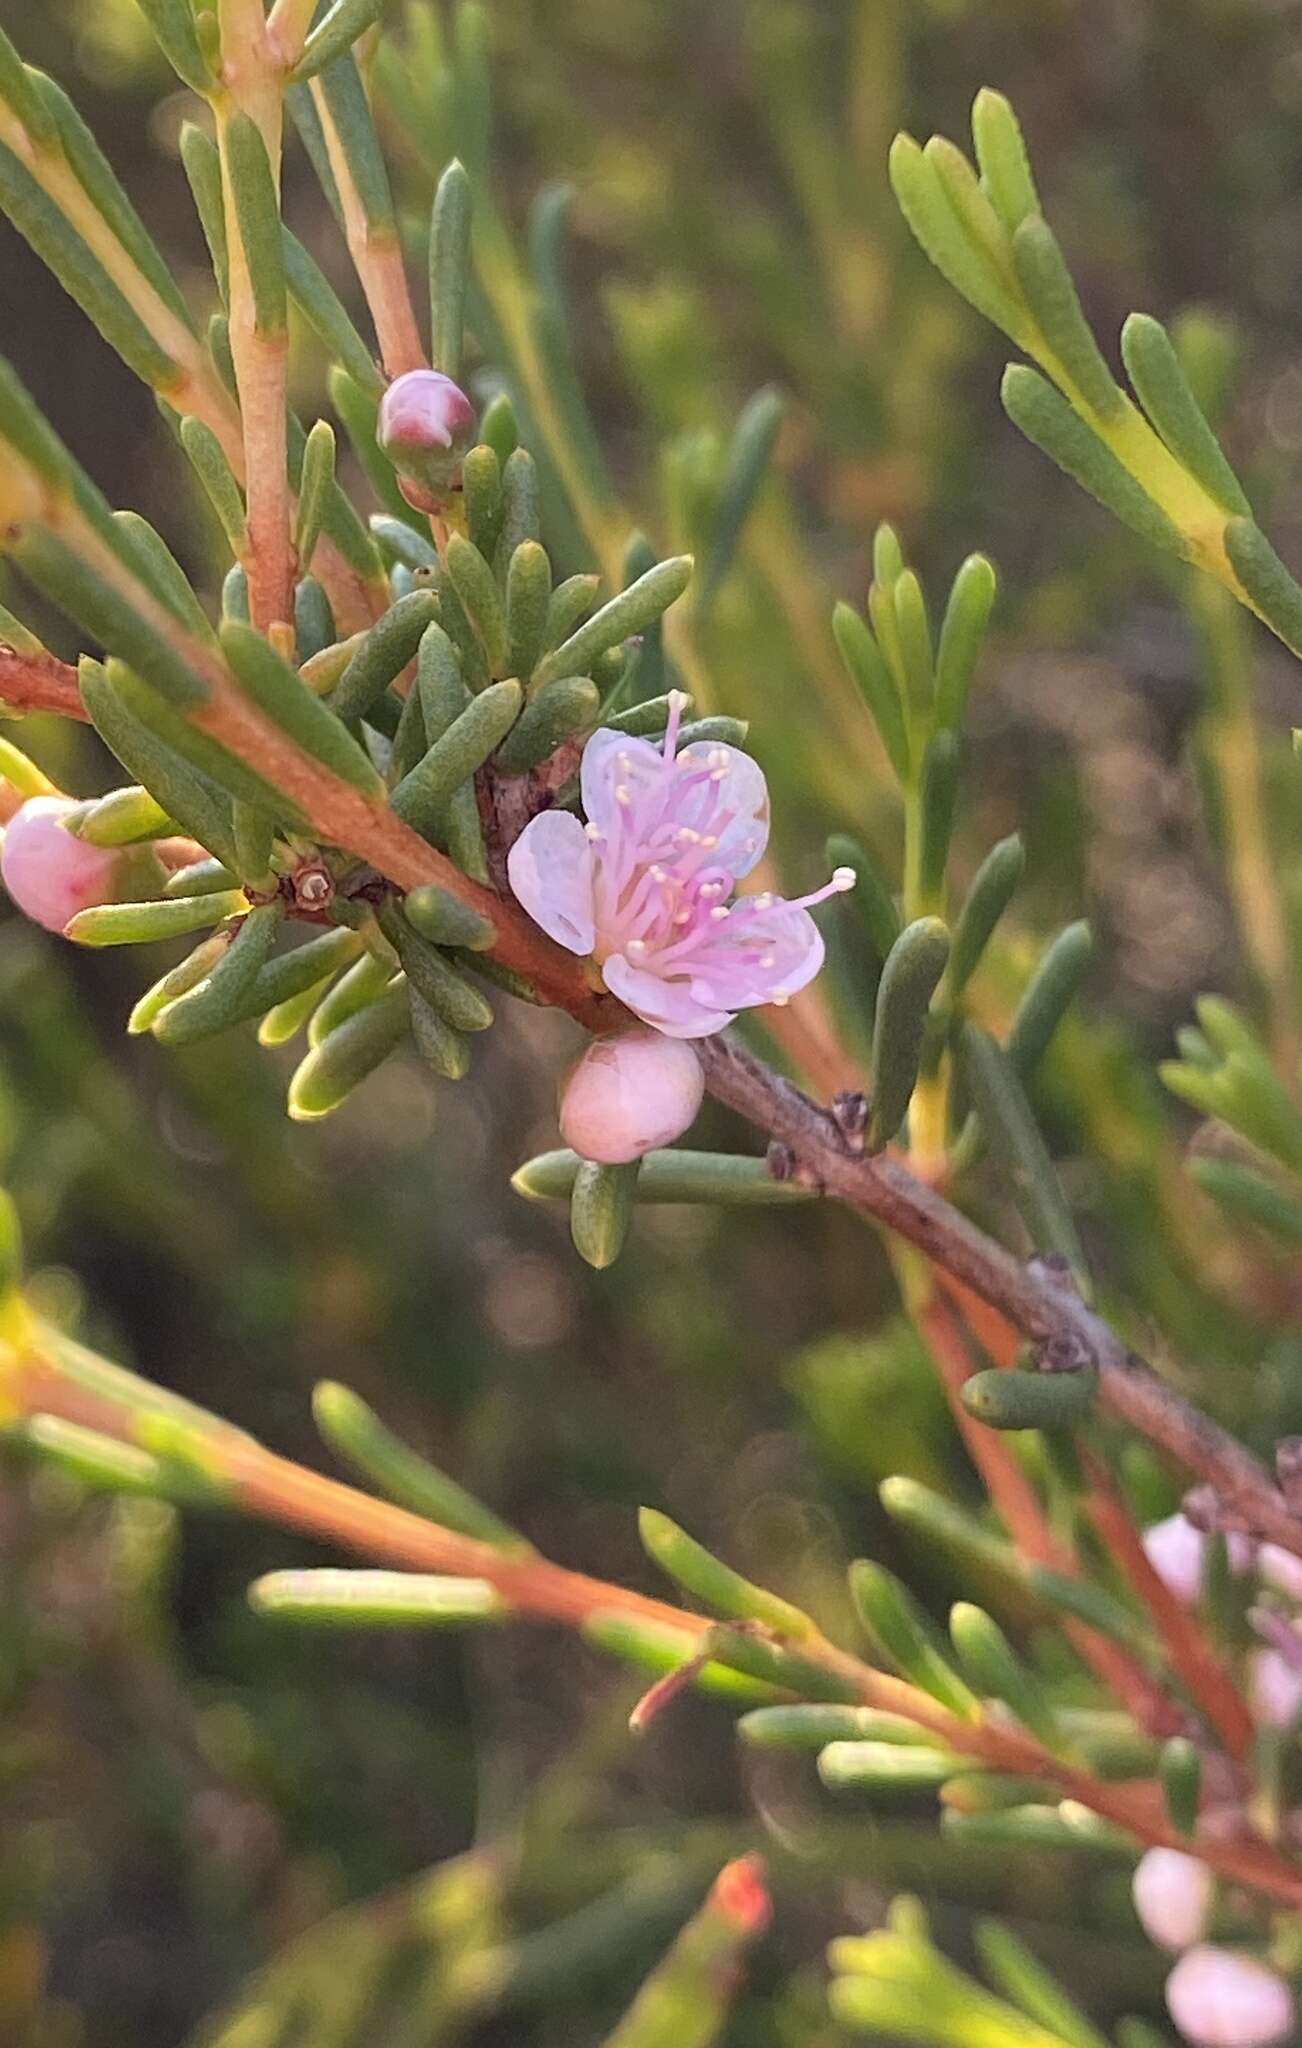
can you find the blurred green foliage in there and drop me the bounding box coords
[0,0,1299,2043]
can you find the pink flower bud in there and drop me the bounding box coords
[1258,1543,1302,1602]
[1133,1848,1214,1951]
[559,1027,705,1164]
[377,369,476,494]
[1250,1644,1302,1730]
[1142,1514,1254,1605]
[1165,1946,1296,2048]
[1,795,123,933]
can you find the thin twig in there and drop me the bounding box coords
[14,1341,1302,1908]
[308,79,425,379]
[0,648,87,721]
[917,1289,1188,1741]
[216,6,295,632]
[694,1033,1302,1559]
[5,632,1299,1560]
[1082,1449,1256,1764]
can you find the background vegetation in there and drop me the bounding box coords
[0,1,1299,2042]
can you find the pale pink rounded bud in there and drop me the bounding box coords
[1165,1946,1295,2047]
[1250,1644,1302,1730]
[559,1027,705,1164]
[1,795,122,933]
[1133,1848,1214,1951]
[377,369,476,493]
[1258,1543,1302,1602]
[1143,1514,1254,1605]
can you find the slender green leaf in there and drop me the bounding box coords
[429,155,472,379]
[1122,313,1249,517]
[222,114,286,337]
[949,1603,1061,1746]
[1224,516,1302,660]
[889,133,1028,341]
[948,834,1024,997]
[1001,364,1183,553]
[281,225,381,393]
[534,557,692,690]
[512,1148,817,1206]
[67,888,246,946]
[330,588,439,724]
[639,1507,812,1638]
[0,140,176,385]
[832,602,910,779]
[313,54,396,231]
[180,122,229,304]
[494,675,596,773]
[1012,215,1121,417]
[288,983,409,1117]
[696,386,784,613]
[389,678,521,837]
[962,1023,1087,1274]
[868,917,950,1149]
[294,0,387,83]
[313,1379,527,1549]
[934,552,997,731]
[568,1159,638,1269]
[180,415,245,550]
[970,90,1039,235]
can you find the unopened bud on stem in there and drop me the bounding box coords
[377,369,476,496]
[1132,1847,1213,1952]
[1165,1946,1295,2048]
[559,1027,705,1164]
[1,796,139,934]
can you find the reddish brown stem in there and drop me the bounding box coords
[917,1291,1187,1740]
[15,1343,1302,1908]
[5,644,1301,1562]
[309,80,425,380]
[1082,1449,1257,1763]
[694,1034,1302,1560]
[0,647,87,720]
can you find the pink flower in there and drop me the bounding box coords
[1258,1543,1302,1602]
[508,694,854,1038]
[1142,1513,1254,1605]
[377,369,476,493]
[1132,1847,1214,1951]
[1249,1643,1302,1730]
[1,795,122,933]
[1165,1946,1295,2048]
[559,1028,705,1163]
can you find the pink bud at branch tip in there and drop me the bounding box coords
[560,1028,705,1164]
[377,369,476,495]
[708,1854,771,1937]
[1,795,123,934]
[1165,1946,1296,2048]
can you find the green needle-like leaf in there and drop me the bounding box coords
[293,0,387,82]
[533,557,692,691]
[868,917,950,1149]
[570,1159,639,1269]
[313,1379,529,1550]
[223,114,287,337]
[429,156,472,379]
[1122,313,1250,517]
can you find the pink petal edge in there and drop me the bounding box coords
[506,810,597,955]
